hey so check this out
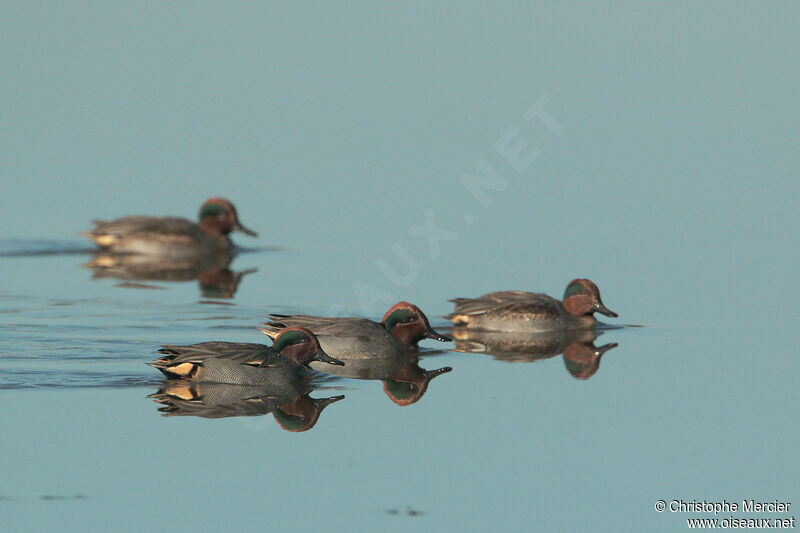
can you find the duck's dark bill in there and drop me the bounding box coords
[235,222,258,237]
[425,328,453,342]
[594,302,618,318]
[314,350,345,366]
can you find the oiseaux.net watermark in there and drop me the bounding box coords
[351,95,562,315]
[655,499,795,529]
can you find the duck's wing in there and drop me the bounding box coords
[262,315,384,341]
[448,291,561,320]
[85,216,200,238]
[153,342,273,367]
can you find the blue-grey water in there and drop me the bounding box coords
[2,3,799,532]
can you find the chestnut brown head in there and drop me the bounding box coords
[198,198,258,237]
[380,302,452,347]
[271,327,344,367]
[561,279,617,318]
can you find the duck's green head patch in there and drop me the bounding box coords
[382,307,418,332]
[199,202,227,220]
[272,329,311,354]
[563,279,594,300]
[272,327,342,367]
[381,302,447,346]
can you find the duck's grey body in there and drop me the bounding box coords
[84,216,232,257]
[151,341,306,385]
[448,290,596,332]
[262,316,410,358]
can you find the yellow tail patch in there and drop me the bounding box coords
[449,314,470,325]
[166,362,197,378]
[93,235,117,247]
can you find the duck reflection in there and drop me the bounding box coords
[561,341,617,380]
[309,353,452,406]
[149,381,344,432]
[451,327,617,380]
[84,251,256,298]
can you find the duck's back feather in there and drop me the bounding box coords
[263,315,406,358]
[153,342,277,368]
[448,291,562,322]
[265,315,385,339]
[87,216,199,237]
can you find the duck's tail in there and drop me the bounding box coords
[256,319,286,340]
[146,349,197,379]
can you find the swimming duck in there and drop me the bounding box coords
[259,302,452,359]
[148,327,344,385]
[83,197,257,257]
[447,279,617,332]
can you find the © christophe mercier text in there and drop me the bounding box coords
[668,500,791,514]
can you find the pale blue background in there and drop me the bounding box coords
[1,2,798,532]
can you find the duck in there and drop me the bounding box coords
[147,327,344,385]
[83,197,257,257]
[447,278,617,332]
[259,301,452,359]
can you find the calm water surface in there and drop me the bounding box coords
[2,239,797,532]
[2,2,799,532]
